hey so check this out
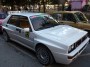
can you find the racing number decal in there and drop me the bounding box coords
[25,32,29,38]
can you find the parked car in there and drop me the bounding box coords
[2,12,89,65]
[0,13,7,33]
[82,5,90,12]
[50,11,90,31]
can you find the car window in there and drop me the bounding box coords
[62,13,76,22]
[51,13,62,21]
[30,15,59,31]
[51,14,58,20]
[7,15,19,26]
[30,16,45,31]
[57,13,62,20]
[75,12,87,22]
[19,16,30,29]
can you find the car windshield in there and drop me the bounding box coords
[75,12,87,22]
[30,15,59,31]
[0,13,7,19]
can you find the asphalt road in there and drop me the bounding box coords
[0,34,90,67]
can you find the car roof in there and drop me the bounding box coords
[9,12,45,17]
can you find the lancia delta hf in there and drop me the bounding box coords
[2,12,89,65]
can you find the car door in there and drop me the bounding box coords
[77,22,90,30]
[6,15,20,40]
[16,16,34,49]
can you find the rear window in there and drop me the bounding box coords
[75,12,87,22]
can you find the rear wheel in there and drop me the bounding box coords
[3,31,10,42]
[36,46,54,65]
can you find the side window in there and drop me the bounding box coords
[7,15,19,26]
[57,13,62,20]
[19,16,30,28]
[63,13,76,22]
[51,13,62,20]
[51,14,58,20]
[31,17,45,31]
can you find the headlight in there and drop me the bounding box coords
[68,44,75,53]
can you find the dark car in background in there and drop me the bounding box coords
[82,5,90,22]
[82,5,90,12]
[50,11,90,30]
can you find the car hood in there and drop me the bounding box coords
[35,25,87,46]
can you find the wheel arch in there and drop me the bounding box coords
[35,43,50,51]
[3,29,6,32]
[3,29,9,36]
[35,43,55,62]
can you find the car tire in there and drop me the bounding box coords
[3,31,10,42]
[36,46,54,65]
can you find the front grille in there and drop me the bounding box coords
[82,35,87,42]
[76,39,81,47]
[68,34,87,53]
[75,34,87,48]
[68,43,87,59]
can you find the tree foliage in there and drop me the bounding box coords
[1,0,61,5]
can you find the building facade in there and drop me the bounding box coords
[68,0,89,10]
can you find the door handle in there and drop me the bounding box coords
[6,25,8,27]
[16,28,21,33]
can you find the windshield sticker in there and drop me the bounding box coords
[30,15,44,19]
[30,16,37,19]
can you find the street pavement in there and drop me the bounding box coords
[0,34,90,67]
[0,34,42,67]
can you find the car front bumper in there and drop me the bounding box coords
[53,37,89,64]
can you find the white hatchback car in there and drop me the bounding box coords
[2,12,89,65]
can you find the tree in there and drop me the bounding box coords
[50,0,67,11]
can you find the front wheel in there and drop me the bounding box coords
[36,46,54,65]
[3,31,10,42]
